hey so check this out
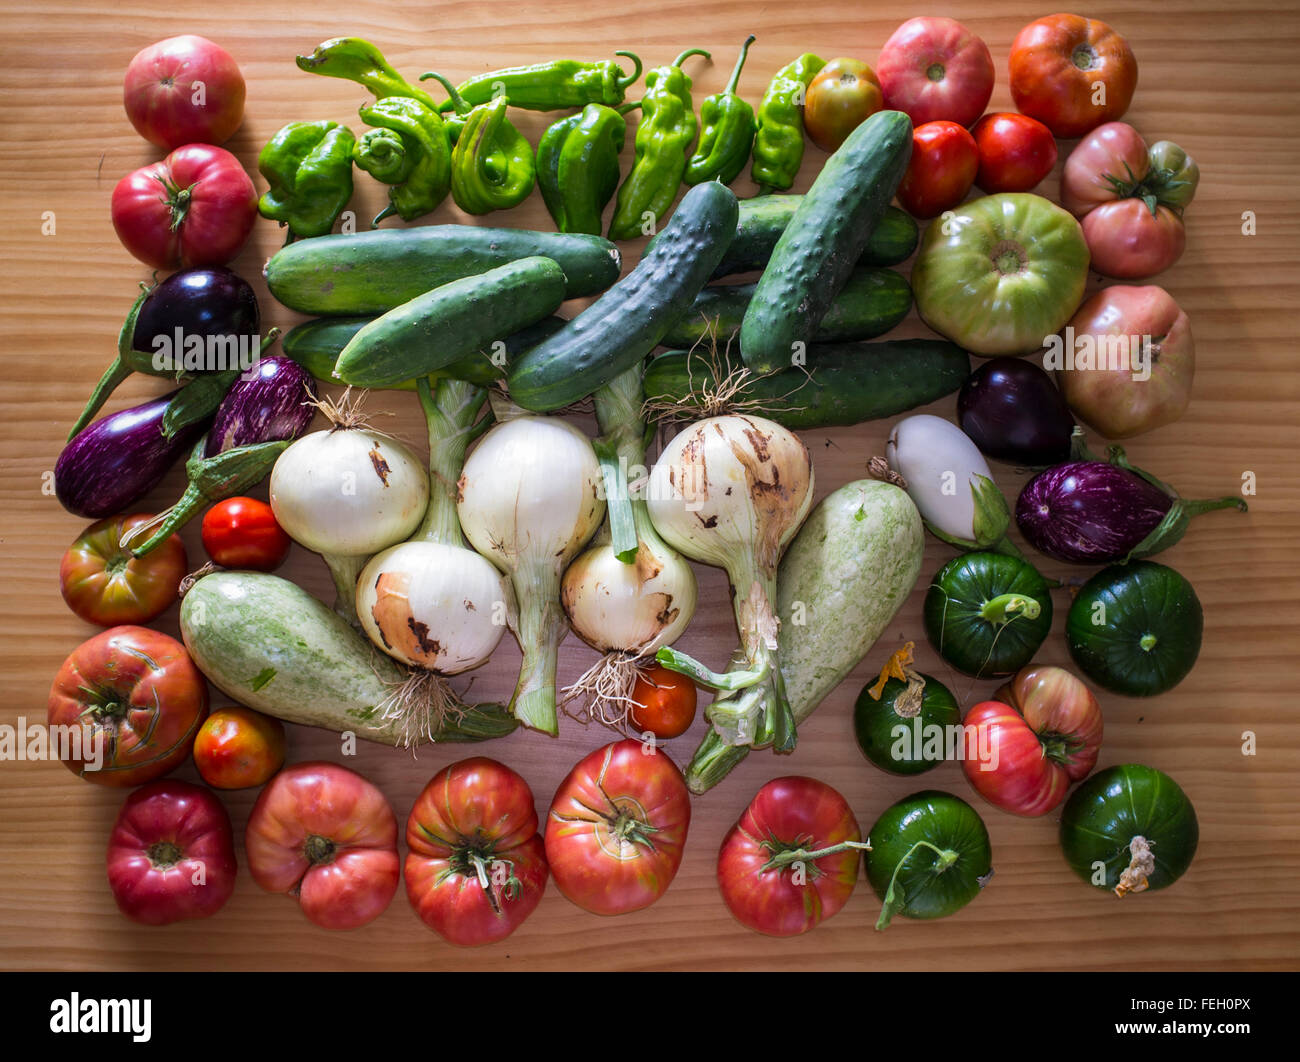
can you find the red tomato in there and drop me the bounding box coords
[405,758,548,946]
[1060,121,1151,218]
[972,112,1058,193]
[47,625,208,787]
[246,762,400,930]
[629,663,697,739]
[59,513,187,627]
[961,665,1103,817]
[896,120,979,219]
[193,706,286,790]
[123,35,245,151]
[876,16,995,128]
[1082,199,1186,278]
[111,144,257,271]
[1009,14,1137,139]
[717,776,863,937]
[545,739,691,915]
[803,58,883,153]
[201,497,292,571]
[106,780,237,925]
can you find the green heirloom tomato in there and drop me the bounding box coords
[854,673,961,775]
[865,790,993,929]
[911,192,1090,356]
[1059,764,1198,897]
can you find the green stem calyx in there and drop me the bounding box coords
[876,840,959,931]
[980,592,1041,625]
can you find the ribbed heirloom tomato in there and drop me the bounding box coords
[876,16,995,129]
[123,35,245,150]
[60,513,187,626]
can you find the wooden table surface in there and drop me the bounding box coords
[2,0,1297,972]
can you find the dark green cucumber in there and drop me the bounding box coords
[664,267,912,349]
[644,338,969,430]
[740,110,913,373]
[508,181,739,412]
[265,225,621,314]
[283,314,568,390]
[335,256,567,388]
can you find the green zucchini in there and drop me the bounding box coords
[507,180,739,412]
[179,571,517,745]
[334,256,566,388]
[644,339,969,430]
[663,266,912,349]
[265,224,621,315]
[282,314,568,390]
[740,110,913,373]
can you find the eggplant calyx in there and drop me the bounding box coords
[980,593,1041,625]
[1125,494,1247,563]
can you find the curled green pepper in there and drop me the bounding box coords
[751,52,825,192]
[295,37,440,110]
[437,51,643,113]
[423,72,535,215]
[685,35,757,187]
[258,120,357,239]
[537,102,636,235]
[608,48,710,241]
[353,96,452,225]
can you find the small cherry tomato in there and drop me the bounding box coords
[896,120,979,219]
[972,112,1058,193]
[193,706,286,790]
[60,513,187,627]
[804,58,884,153]
[629,663,697,739]
[201,497,292,571]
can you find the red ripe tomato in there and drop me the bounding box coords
[193,706,286,790]
[629,663,697,739]
[47,626,208,787]
[405,758,548,946]
[545,739,691,915]
[972,113,1058,193]
[803,58,884,153]
[59,513,187,627]
[1009,14,1137,139]
[896,120,979,219]
[201,497,292,571]
[1060,121,1150,218]
[111,144,257,271]
[718,776,863,937]
[1082,199,1186,279]
[876,16,995,129]
[246,762,400,930]
[106,780,237,926]
[961,665,1103,817]
[123,35,246,151]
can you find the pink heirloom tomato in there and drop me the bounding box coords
[876,16,995,129]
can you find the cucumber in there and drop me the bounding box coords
[644,339,969,429]
[685,480,924,793]
[265,225,621,314]
[507,180,739,412]
[179,571,517,745]
[663,267,912,349]
[335,256,566,388]
[283,314,568,390]
[740,110,913,373]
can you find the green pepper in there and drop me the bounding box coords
[685,35,756,186]
[258,121,357,239]
[353,97,452,225]
[437,51,642,113]
[608,48,710,241]
[422,72,536,215]
[751,52,825,192]
[295,37,440,110]
[536,102,636,235]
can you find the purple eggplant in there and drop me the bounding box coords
[958,358,1074,467]
[55,391,206,519]
[206,355,317,457]
[1017,458,1246,564]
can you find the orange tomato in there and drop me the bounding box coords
[629,664,698,739]
[804,58,884,153]
[193,706,286,790]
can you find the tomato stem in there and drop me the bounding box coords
[760,838,870,873]
[146,841,183,869]
[303,834,337,866]
[980,593,1041,625]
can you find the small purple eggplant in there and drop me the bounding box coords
[206,355,317,457]
[958,358,1075,467]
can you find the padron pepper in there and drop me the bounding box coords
[423,72,535,215]
[685,35,757,186]
[437,51,643,113]
[258,120,357,239]
[537,101,637,235]
[608,48,711,241]
[353,96,452,225]
[751,52,826,192]
[295,37,440,110]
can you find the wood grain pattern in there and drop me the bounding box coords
[1,0,1298,971]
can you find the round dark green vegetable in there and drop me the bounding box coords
[1059,764,1199,896]
[1065,560,1203,697]
[854,673,960,775]
[923,552,1054,677]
